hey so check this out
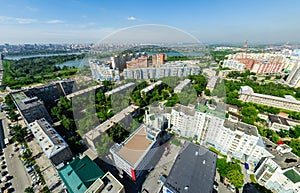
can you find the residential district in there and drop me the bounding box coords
[0,44,300,193]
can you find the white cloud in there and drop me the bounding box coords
[16,18,37,24]
[25,6,38,12]
[46,20,64,24]
[127,16,137,21]
[0,16,37,24]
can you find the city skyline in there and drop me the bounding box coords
[1,0,300,44]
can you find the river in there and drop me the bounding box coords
[3,52,82,60]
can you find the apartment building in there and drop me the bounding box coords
[123,63,200,80]
[90,59,120,81]
[104,82,136,97]
[174,79,191,93]
[212,120,260,160]
[152,53,167,68]
[11,92,52,124]
[226,53,287,74]
[29,118,72,165]
[222,59,245,71]
[239,86,300,112]
[170,104,206,141]
[254,138,300,193]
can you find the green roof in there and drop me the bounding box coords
[284,169,300,184]
[58,156,105,193]
[196,104,226,119]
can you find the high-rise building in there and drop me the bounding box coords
[152,53,167,68]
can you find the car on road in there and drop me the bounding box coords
[1,171,7,176]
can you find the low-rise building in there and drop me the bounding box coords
[239,86,300,112]
[162,141,217,193]
[174,79,191,93]
[59,156,105,193]
[84,172,125,193]
[29,118,72,165]
[254,138,300,193]
[11,92,52,124]
[268,114,300,131]
[110,125,159,181]
[104,82,136,97]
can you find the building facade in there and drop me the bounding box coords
[239,86,300,112]
[11,92,52,124]
[110,125,159,181]
[29,118,72,165]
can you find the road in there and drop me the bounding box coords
[0,113,31,193]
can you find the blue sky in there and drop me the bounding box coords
[0,0,300,44]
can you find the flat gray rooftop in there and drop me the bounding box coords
[263,138,300,172]
[224,119,259,137]
[164,141,217,193]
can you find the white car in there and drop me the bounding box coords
[1,176,7,182]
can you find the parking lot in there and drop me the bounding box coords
[0,112,31,193]
[27,133,65,193]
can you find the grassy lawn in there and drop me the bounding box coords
[171,138,183,147]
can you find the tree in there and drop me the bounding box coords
[241,105,258,125]
[11,125,28,144]
[216,158,244,188]
[25,187,34,193]
[289,126,300,138]
[95,134,113,157]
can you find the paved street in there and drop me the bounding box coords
[27,129,65,193]
[0,113,31,193]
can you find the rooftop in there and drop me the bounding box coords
[59,156,105,193]
[173,104,196,117]
[240,86,300,105]
[262,138,300,172]
[268,114,290,126]
[224,119,259,137]
[29,118,69,158]
[164,141,217,193]
[196,104,226,119]
[11,91,44,110]
[104,82,135,96]
[140,80,162,94]
[174,79,191,92]
[117,125,154,166]
[85,172,124,193]
[283,169,300,183]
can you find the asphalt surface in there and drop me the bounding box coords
[0,119,5,149]
[0,113,31,193]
